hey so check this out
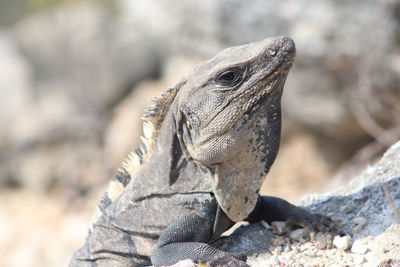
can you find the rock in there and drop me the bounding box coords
[260,220,272,230]
[333,235,352,251]
[271,221,288,235]
[302,141,400,238]
[289,229,308,241]
[369,224,400,266]
[351,239,369,255]
[314,232,328,249]
[271,236,286,246]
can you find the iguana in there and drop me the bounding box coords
[70,36,334,267]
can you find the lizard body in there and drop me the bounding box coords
[70,36,332,267]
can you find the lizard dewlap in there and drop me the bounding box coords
[70,36,334,267]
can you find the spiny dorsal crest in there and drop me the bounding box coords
[90,81,184,228]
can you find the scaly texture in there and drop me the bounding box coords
[70,36,336,267]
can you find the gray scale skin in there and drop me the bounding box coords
[70,36,334,267]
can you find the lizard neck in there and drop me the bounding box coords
[127,105,214,198]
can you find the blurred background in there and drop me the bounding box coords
[0,0,399,266]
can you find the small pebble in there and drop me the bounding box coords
[272,236,286,246]
[289,228,308,241]
[260,220,272,230]
[271,221,288,235]
[351,239,368,255]
[314,232,328,249]
[333,235,352,250]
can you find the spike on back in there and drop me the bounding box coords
[91,81,185,227]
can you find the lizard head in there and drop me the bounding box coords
[175,36,295,221]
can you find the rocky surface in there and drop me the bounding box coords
[208,141,400,267]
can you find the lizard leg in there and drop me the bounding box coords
[151,214,248,267]
[246,195,339,233]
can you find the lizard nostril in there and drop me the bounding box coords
[267,48,276,56]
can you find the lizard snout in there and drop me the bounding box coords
[280,36,295,53]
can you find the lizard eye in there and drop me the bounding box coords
[215,67,244,87]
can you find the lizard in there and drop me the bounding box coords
[70,36,335,267]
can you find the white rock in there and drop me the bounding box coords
[351,239,368,255]
[333,235,352,250]
[260,220,272,230]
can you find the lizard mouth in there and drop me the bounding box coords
[180,73,284,164]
